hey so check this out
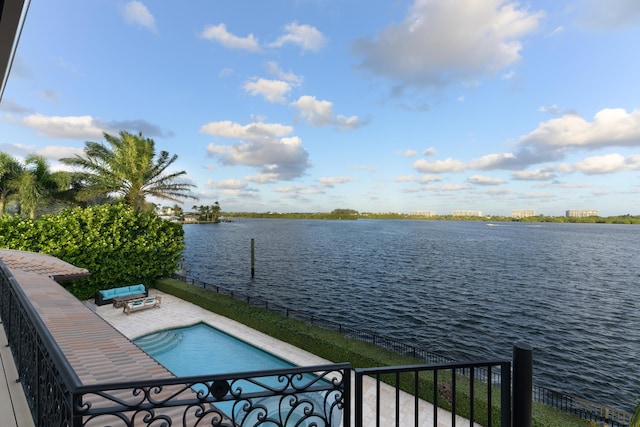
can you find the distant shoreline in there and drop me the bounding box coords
[213,212,640,224]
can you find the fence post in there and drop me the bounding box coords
[513,342,533,427]
[251,238,255,278]
[354,370,362,427]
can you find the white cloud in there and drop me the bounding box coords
[290,96,361,130]
[15,113,169,140]
[560,153,640,175]
[423,147,437,156]
[318,176,353,187]
[420,174,442,183]
[36,145,84,160]
[202,120,310,181]
[266,61,303,85]
[403,149,418,157]
[123,1,158,33]
[469,152,517,170]
[413,157,465,173]
[20,114,105,139]
[394,175,416,183]
[269,22,327,52]
[501,70,516,80]
[214,179,247,190]
[408,108,640,177]
[200,23,261,52]
[274,185,304,193]
[395,174,441,183]
[467,175,505,185]
[352,0,543,90]
[200,120,292,139]
[291,95,334,126]
[243,78,292,103]
[335,115,361,131]
[519,108,640,149]
[0,142,34,157]
[512,169,556,181]
[246,173,280,184]
[538,104,560,115]
[423,184,470,191]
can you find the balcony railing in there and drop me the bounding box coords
[355,360,512,427]
[73,365,349,426]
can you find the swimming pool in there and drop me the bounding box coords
[134,322,295,375]
[133,323,343,426]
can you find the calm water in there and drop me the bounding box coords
[182,219,640,411]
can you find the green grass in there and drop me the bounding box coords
[154,277,595,427]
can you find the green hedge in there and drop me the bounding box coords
[0,204,184,299]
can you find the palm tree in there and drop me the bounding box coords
[13,154,70,219]
[0,152,23,216]
[191,202,220,222]
[61,131,197,211]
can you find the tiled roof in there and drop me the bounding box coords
[0,249,90,281]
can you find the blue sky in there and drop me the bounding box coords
[1,0,640,216]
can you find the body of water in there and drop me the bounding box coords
[181,219,640,411]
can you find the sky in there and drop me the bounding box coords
[1,0,640,216]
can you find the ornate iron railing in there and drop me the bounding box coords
[0,261,350,427]
[0,261,78,426]
[73,364,349,427]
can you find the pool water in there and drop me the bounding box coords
[134,322,295,375]
[133,323,341,426]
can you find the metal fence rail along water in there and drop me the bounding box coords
[172,272,633,427]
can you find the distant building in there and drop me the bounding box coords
[452,210,482,217]
[410,211,436,217]
[512,210,535,218]
[566,210,599,217]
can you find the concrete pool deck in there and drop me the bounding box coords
[94,289,478,427]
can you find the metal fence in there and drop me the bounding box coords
[172,272,633,427]
[355,360,513,427]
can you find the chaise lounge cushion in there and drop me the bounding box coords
[94,284,148,305]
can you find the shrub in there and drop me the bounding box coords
[0,204,184,299]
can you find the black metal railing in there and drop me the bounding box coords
[355,360,512,427]
[73,364,349,427]
[0,261,350,427]
[532,386,632,426]
[172,272,633,427]
[0,261,78,425]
